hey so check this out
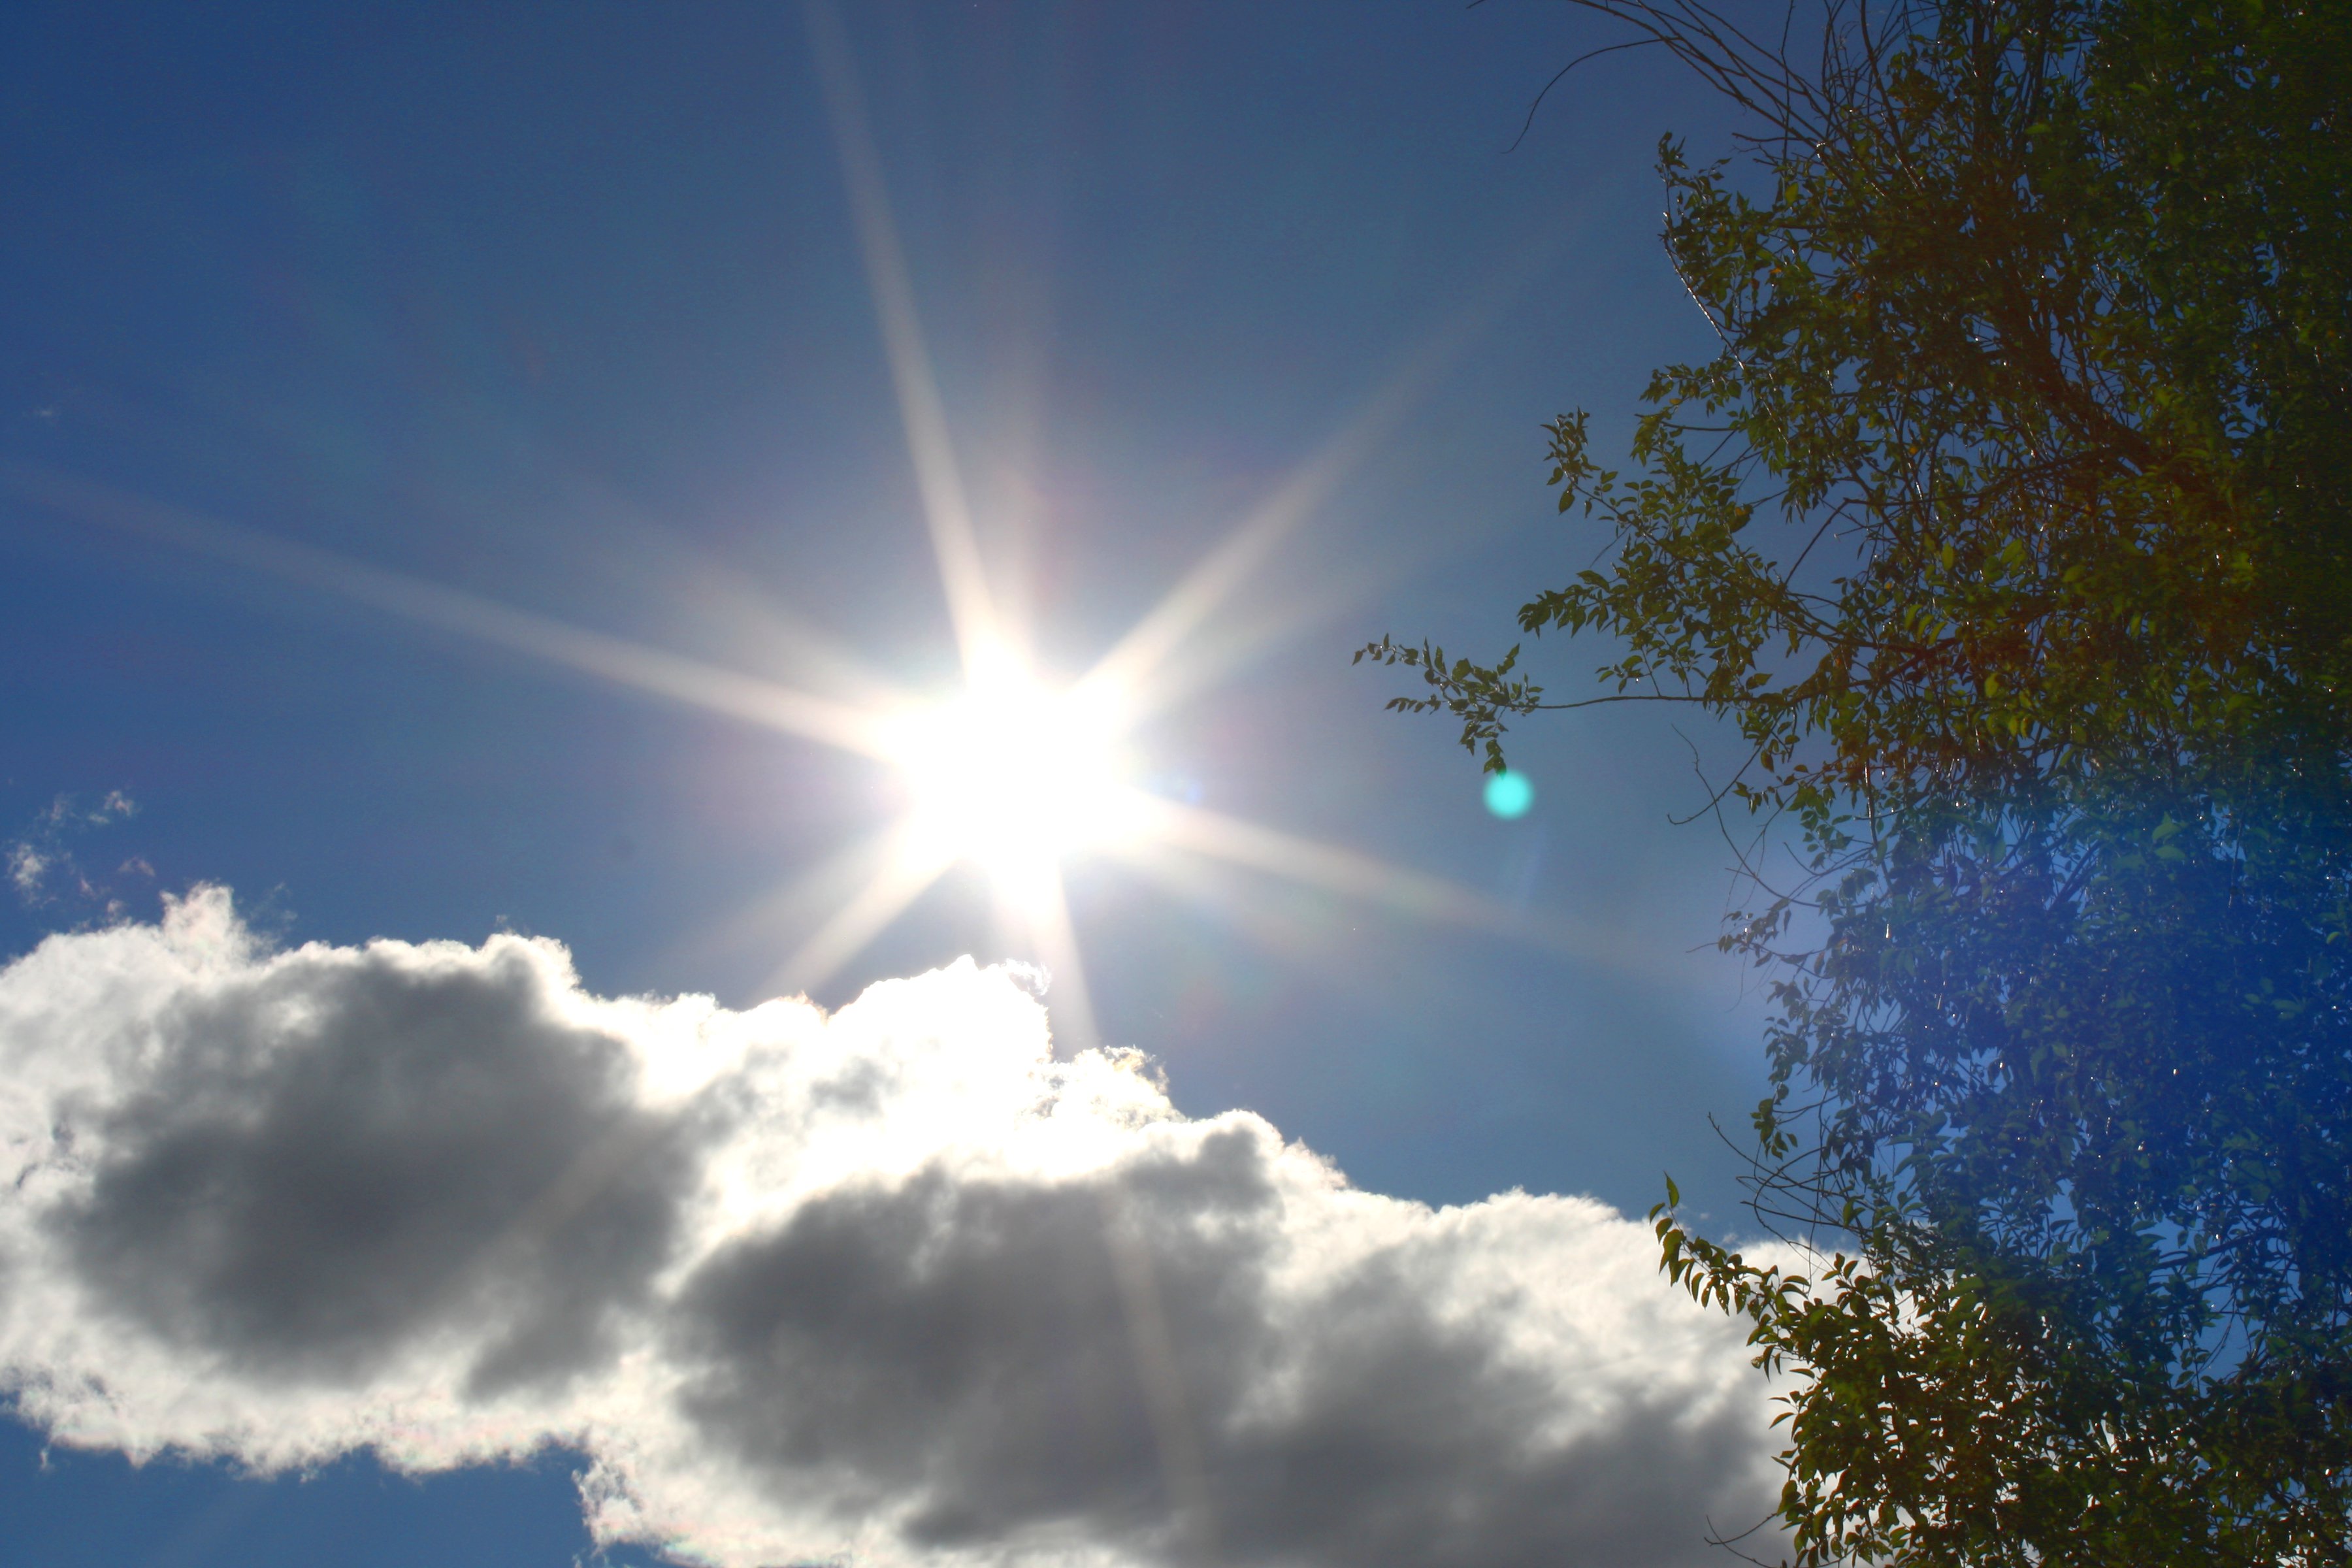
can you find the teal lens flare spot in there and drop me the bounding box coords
[1482,770,1534,819]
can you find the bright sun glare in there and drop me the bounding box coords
[42,14,1592,1051]
[888,674,1139,877]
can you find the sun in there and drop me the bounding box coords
[884,669,1142,881]
[59,20,1588,1043]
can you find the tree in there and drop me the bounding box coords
[1363,1,2351,1560]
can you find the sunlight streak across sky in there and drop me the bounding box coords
[804,0,1003,682]
[5,425,1586,1024]
[1122,796,1666,979]
[1,462,896,761]
[0,6,1604,1057]
[768,822,960,1000]
[1081,297,1511,725]
[1077,214,1587,730]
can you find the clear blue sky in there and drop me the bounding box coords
[0,4,1778,1561]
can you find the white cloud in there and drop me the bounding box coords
[0,889,1780,1567]
[6,790,142,909]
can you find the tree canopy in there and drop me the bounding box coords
[1364,0,2351,1560]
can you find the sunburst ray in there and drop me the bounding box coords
[804,0,1003,679]
[5,463,894,759]
[1075,221,1577,727]
[766,822,960,1000]
[12,37,1629,1062]
[1124,795,1661,977]
[998,862,1102,1056]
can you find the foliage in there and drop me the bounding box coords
[1364,1,2351,1560]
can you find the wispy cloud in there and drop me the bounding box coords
[0,890,1778,1567]
[5,791,142,912]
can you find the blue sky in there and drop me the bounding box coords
[0,5,1782,1563]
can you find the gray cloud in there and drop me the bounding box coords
[0,888,1780,1567]
[54,936,696,1395]
[675,1134,1766,1568]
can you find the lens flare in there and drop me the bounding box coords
[1483,770,1534,819]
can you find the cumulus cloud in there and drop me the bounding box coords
[0,889,1778,1567]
